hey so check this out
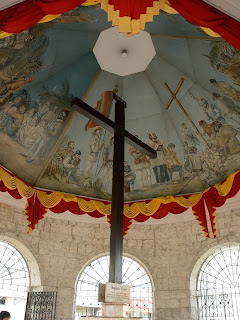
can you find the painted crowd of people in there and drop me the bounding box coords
[0,92,68,162]
[59,127,188,192]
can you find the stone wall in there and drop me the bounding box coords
[0,201,240,320]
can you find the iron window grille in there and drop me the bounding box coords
[196,244,240,320]
[24,291,57,320]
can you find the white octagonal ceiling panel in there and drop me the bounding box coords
[93,27,156,76]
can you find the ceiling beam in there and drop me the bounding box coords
[0,0,26,12]
[202,0,240,22]
[150,33,224,41]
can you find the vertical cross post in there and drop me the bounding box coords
[71,94,156,285]
[109,98,125,284]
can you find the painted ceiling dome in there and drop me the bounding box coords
[0,4,239,202]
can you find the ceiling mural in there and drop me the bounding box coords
[0,4,239,201]
[0,9,100,184]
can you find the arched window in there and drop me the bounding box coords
[0,240,30,319]
[75,255,153,319]
[196,244,240,320]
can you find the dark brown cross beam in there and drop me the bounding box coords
[71,95,156,284]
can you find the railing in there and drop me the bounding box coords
[24,291,57,320]
[196,291,240,320]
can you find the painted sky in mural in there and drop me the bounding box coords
[0,4,239,201]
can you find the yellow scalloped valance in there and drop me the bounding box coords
[0,166,239,218]
[1,165,240,238]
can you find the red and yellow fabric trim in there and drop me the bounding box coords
[99,0,177,35]
[1,0,240,50]
[0,14,62,38]
[98,0,221,37]
[1,165,240,238]
[0,0,87,37]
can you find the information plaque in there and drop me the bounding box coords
[105,282,130,304]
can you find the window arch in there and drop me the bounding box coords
[75,254,153,319]
[0,241,30,297]
[0,238,41,320]
[194,244,240,320]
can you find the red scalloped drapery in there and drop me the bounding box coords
[203,174,240,237]
[1,165,240,238]
[169,0,240,50]
[0,0,240,50]
[0,0,86,34]
[0,180,22,199]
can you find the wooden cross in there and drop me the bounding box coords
[165,78,209,148]
[71,94,156,284]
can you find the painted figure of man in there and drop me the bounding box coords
[148,132,168,183]
[101,136,114,189]
[188,146,212,187]
[212,121,240,155]
[166,143,183,180]
[0,76,34,97]
[210,79,240,102]
[16,107,36,145]
[34,101,51,125]
[63,150,81,183]
[199,120,216,142]
[216,63,240,86]
[21,119,49,161]
[148,132,162,150]
[57,140,75,173]
[200,98,225,124]
[182,142,191,173]
[188,146,205,173]
[10,105,27,135]
[45,105,59,125]
[181,123,200,147]
[65,141,75,158]
[0,102,15,135]
[218,53,239,65]
[155,144,170,183]
[1,104,27,136]
[212,92,240,122]
[124,161,136,192]
[22,118,62,162]
[20,116,39,148]
[86,126,104,173]
[128,135,152,188]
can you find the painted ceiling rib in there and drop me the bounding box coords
[143,69,165,109]
[150,33,224,41]
[7,27,100,91]
[28,50,99,93]
[153,38,195,79]
[185,38,197,83]
[38,29,100,87]
[47,50,98,79]
[145,53,195,102]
